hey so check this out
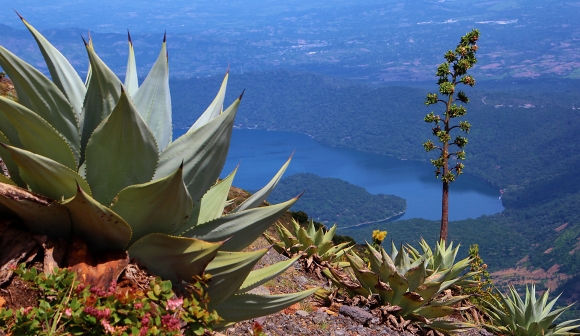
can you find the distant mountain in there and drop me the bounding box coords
[2,0,580,82]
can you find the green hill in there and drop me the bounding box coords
[267,173,406,228]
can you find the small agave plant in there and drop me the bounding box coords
[408,239,475,286]
[0,14,318,325]
[263,218,352,270]
[484,284,580,336]
[323,241,476,332]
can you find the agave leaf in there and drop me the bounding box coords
[0,131,24,186]
[182,197,297,252]
[0,182,71,238]
[110,164,192,246]
[388,271,409,305]
[296,227,314,249]
[232,153,291,213]
[212,287,319,325]
[133,35,171,150]
[430,295,470,307]
[189,71,228,131]
[81,41,122,158]
[426,320,476,333]
[84,33,94,87]
[0,175,15,186]
[0,48,80,162]
[19,16,86,119]
[415,305,456,319]
[317,240,335,258]
[415,282,442,304]
[405,259,427,292]
[124,31,139,96]
[352,268,380,294]
[306,219,316,237]
[324,242,352,258]
[85,89,158,205]
[204,249,267,305]
[155,96,240,203]
[313,227,324,246]
[62,185,131,252]
[262,233,286,255]
[128,233,222,283]
[322,224,338,244]
[237,255,301,294]
[0,97,77,169]
[195,167,237,225]
[399,292,426,315]
[274,222,297,248]
[324,267,368,297]
[2,144,91,200]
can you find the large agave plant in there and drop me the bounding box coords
[484,284,580,336]
[0,15,317,324]
[264,218,352,266]
[323,242,475,332]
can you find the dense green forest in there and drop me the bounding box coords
[171,72,580,285]
[267,173,406,227]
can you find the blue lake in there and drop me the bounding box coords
[176,128,504,221]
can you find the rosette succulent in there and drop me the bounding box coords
[323,241,475,332]
[484,284,580,336]
[0,14,317,325]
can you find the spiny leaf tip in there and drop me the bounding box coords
[13,10,23,20]
[127,30,132,45]
[239,89,246,100]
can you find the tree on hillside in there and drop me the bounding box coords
[423,29,480,242]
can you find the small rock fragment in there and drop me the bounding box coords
[339,305,374,326]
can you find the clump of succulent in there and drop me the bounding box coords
[264,218,352,271]
[408,239,474,286]
[323,241,476,332]
[0,14,317,325]
[484,284,580,336]
[0,264,219,335]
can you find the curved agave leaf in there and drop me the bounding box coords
[0,131,24,187]
[81,41,122,158]
[128,233,222,283]
[84,33,94,87]
[182,197,298,252]
[0,47,80,161]
[124,31,139,96]
[85,89,158,205]
[155,95,240,203]
[189,71,228,131]
[133,35,171,150]
[19,15,86,119]
[212,287,319,325]
[0,182,71,238]
[194,166,238,225]
[0,97,77,169]
[205,249,268,305]
[0,174,14,186]
[233,154,292,213]
[111,164,192,246]
[237,255,301,294]
[62,185,131,252]
[1,144,91,200]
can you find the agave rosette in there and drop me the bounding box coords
[323,242,475,332]
[264,218,352,264]
[0,15,318,324]
[484,284,580,336]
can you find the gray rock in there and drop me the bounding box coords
[339,305,374,326]
[296,310,310,317]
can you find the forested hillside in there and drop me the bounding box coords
[172,71,580,295]
[267,173,406,227]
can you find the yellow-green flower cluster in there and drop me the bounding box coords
[371,230,387,245]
